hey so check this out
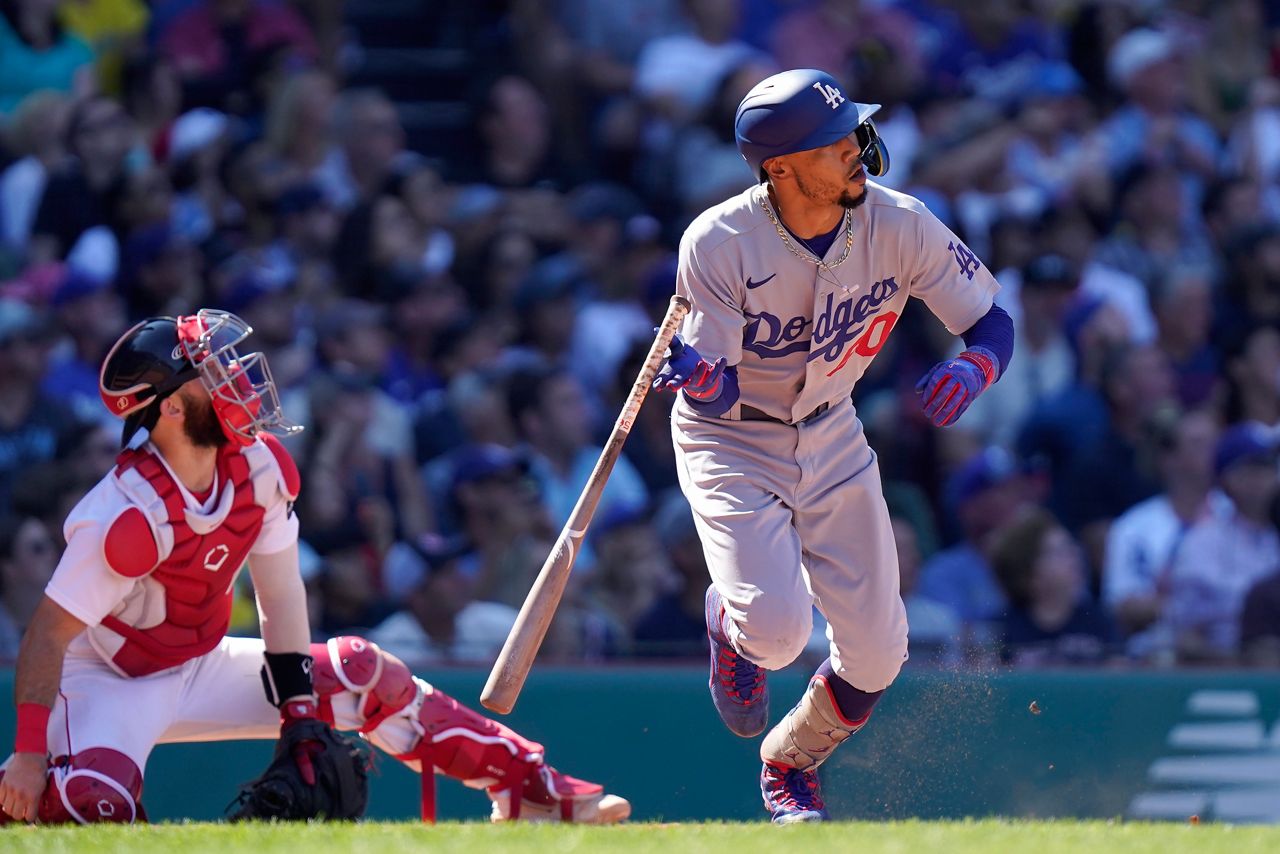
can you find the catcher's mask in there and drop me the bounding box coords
[99,309,301,447]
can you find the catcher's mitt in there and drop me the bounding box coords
[227,719,370,821]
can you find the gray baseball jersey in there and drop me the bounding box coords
[671,180,999,690]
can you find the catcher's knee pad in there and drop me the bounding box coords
[310,636,418,732]
[760,674,871,771]
[5,748,145,824]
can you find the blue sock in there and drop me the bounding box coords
[815,658,883,722]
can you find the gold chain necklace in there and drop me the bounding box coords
[757,187,854,271]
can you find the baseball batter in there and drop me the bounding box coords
[0,310,628,825]
[655,69,1014,822]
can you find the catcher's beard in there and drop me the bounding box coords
[180,388,230,449]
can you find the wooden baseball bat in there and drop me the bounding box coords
[480,294,691,714]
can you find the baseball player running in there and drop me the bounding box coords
[655,69,1014,822]
[0,310,628,825]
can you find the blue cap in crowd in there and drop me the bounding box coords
[1214,423,1279,477]
[450,443,528,494]
[946,447,1018,509]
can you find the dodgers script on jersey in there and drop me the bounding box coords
[676,180,998,423]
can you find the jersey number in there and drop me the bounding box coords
[826,311,899,376]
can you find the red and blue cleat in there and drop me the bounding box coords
[705,585,769,738]
[760,762,828,824]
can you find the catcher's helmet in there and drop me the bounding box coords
[100,316,199,445]
[100,309,299,447]
[735,69,889,182]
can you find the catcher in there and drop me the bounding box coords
[0,310,629,825]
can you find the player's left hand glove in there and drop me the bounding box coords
[227,701,370,821]
[653,333,727,402]
[915,346,999,427]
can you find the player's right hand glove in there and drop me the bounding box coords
[915,345,999,427]
[227,705,370,822]
[653,333,727,402]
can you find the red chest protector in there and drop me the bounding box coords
[95,437,296,677]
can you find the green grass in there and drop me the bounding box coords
[1,820,1278,853]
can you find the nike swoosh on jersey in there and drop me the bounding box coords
[745,274,776,289]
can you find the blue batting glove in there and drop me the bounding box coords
[654,333,727,401]
[915,346,999,427]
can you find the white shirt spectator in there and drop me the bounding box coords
[633,35,757,120]
[1166,511,1280,655]
[1104,490,1231,608]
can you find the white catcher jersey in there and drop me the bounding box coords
[676,181,1000,422]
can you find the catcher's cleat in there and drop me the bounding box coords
[488,765,631,823]
[706,584,769,737]
[760,762,828,824]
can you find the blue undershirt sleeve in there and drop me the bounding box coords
[960,303,1014,380]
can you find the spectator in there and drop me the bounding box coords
[1240,552,1280,667]
[368,535,518,666]
[57,0,149,97]
[962,253,1078,448]
[0,298,82,511]
[385,155,455,278]
[121,55,182,157]
[0,0,95,116]
[508,366,649,541]
[1091,162,1216,301]
[632,0,757,123]
[564,183,664,392]
[158,0,318,115]
[918,447,1028,651]
[0,90,71,257]
[580,505,678,658]
[767,0,923,86]
[1005,63,1091,214]
[1056,343,1175,545]
[306,301,433,545]
[633,491,711,657]
[1094,27,1220,188]
[1102,407,1228,658]
[1165,423,1280,662]
[1151,264,1219,408]
[991,507,1115,666]
[442,443,552,618]
[39,266,128,426]
[28,95,139,269]
[471,75,563,190]
[330,88,405,207]
[895,514,961,667]
[264,68,340,201]
[0,514,59,660]
[119,223,202,318]
[1221,321,1280,428]
[1186,0,1270,134]
[1017,295,1129,491]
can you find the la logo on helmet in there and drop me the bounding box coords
[812,81,845,110]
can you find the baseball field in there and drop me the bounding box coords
[2,820,1279,853]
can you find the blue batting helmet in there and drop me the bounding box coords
[735,69,889,182]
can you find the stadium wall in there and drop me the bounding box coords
[3,667,1277,823]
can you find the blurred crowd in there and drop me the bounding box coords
[1,0,1279,672]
